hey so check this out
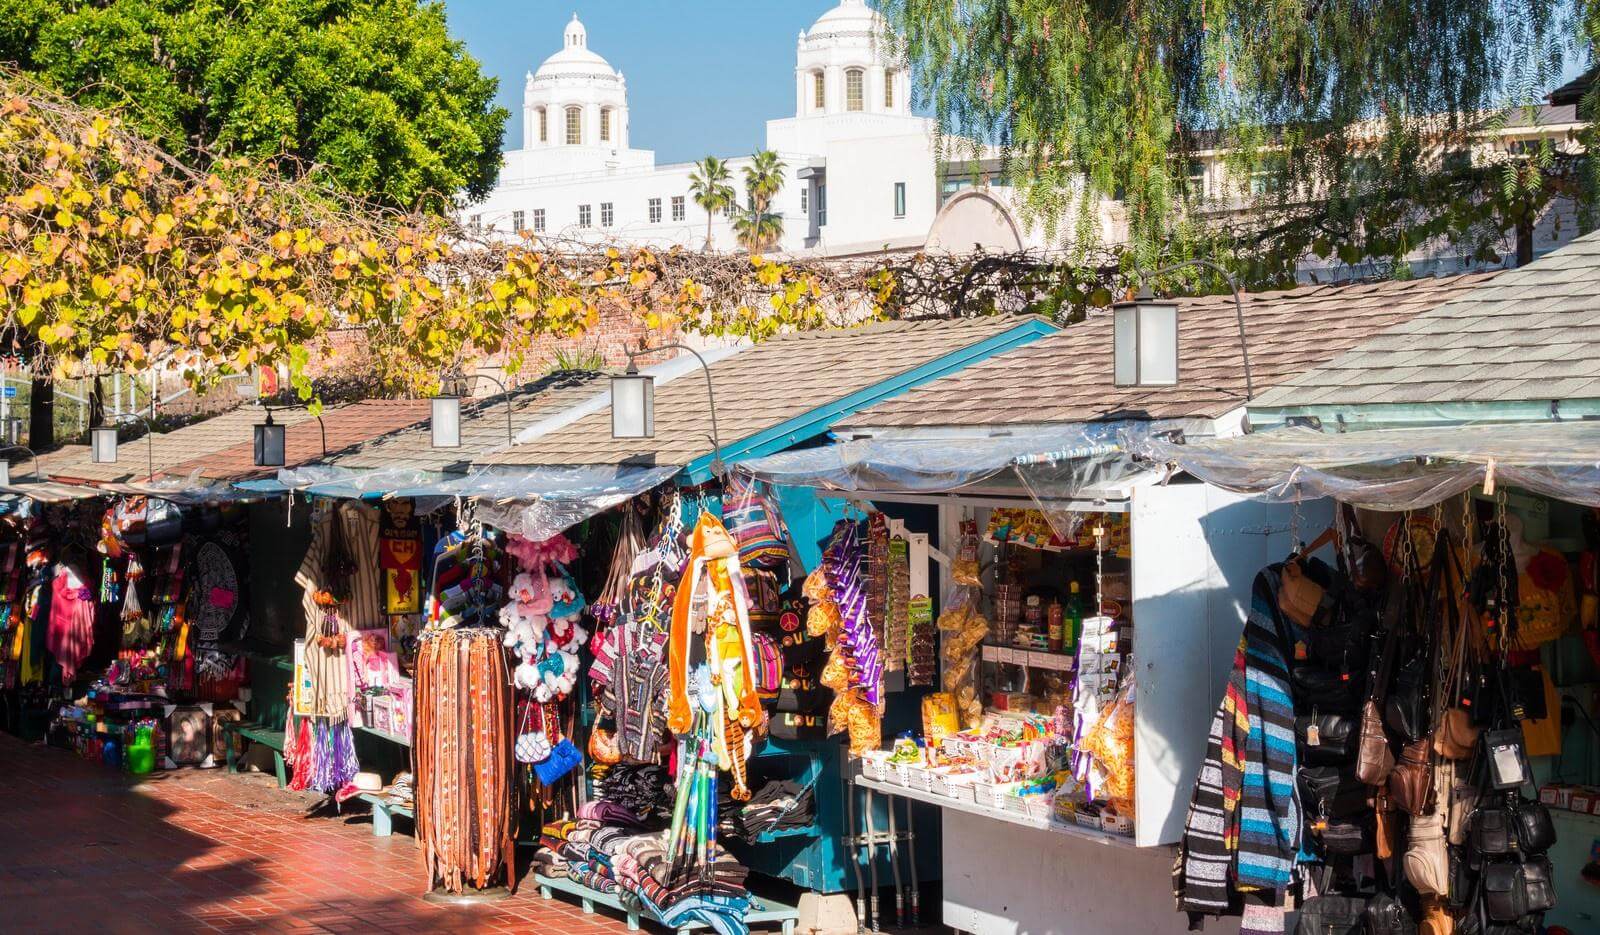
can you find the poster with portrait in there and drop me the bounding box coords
[379,499,423,615]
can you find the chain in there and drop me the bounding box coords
[1290,497,1303,551]
[1399,510,1417,582]
[1094,516,1106,618]
[1459,492,1474,553]
[1495,492,1511,653]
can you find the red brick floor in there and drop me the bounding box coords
[0,733,633,934]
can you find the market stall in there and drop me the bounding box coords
[739,425,1325,933]
[1143,422,1600,935]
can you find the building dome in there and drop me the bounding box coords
[804,0,884,41]
[531,14,622,83]
[793,1,909,119]
[523,13,630,151]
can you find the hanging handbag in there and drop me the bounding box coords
[1293,895,1365,935]
[1435,707,1482,760]
[1297,711,1356,761]
[1519,854,1556,914]
[1357,698,1396,785]
[1481,729,1531,791]
[1389,737,1435,816]
[1318,815,1374,856]
[1374,792,1400,861]
[1385,647,1432,742]
[1404,808,1450,897]
[1468,803,1517,863]
[1418,901,1454,935]
[1480,862,1530,923]
[1448,780,1481,846]
[1299,764,1371,819]
[1280,557,1333,629]
[1510,797,1556,855]
[1292,665,1361,714]
[1363,892,1418,935]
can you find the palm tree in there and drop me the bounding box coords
[687,156,736,251]
[735,150,787,252]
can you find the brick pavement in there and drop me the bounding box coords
[0,733,633,934]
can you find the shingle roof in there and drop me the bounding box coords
[168,398,431,481]
[326,371,606,472]
[488,316,1049,468]
[843,273,1499,429]
[36,400,432,485]
[37,406,318,484]
[1253,230,1600,410]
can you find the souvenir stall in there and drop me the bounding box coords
[738,424,1326,935]
[0,480,265,777]
[1144,422,1600,935]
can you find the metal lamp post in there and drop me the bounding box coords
[1113,258,1254,399]
[430,370,515,450]
[609,344,724,475]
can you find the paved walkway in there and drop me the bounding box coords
[0,734,633,934]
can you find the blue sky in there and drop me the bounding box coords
[444,1,853,164]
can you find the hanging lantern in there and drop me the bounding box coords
[254,411,286,467]
[91,425,120,464]
[1112,290,1180,387]
[610,363,655,439]
[431,372,469,449]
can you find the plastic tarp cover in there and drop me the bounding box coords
[247,463,679,542]
[1137,422,1600,510]
[735,422,1145,495]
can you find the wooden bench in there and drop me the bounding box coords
[356,792,414,837]
[221,721,287,788]
[533,873,799,935]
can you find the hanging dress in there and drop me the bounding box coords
[47,564,96,684]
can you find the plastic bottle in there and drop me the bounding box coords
[1063,581,1084,653]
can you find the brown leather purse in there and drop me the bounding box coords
[1433,707,1480,760]
[1357,698,1396,785]
[1388,737,1434,816]
[1279,558,1328,628]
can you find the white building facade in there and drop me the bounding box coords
[466,3,1587,271]
[467,1,949,257]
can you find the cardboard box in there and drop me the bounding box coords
[1570,787,1599,814]
[1540,783,1575,810]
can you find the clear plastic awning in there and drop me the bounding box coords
[1137,422,1600,510]
[236,463,680,541]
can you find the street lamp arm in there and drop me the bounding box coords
[0,445,40,482]
[454,371,515,447]
[261,404,328,458]
[1137,259,1254,401]
[625,343,724,476]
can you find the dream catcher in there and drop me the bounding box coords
[186,540,244,649]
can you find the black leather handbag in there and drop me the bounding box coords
[1292,665,1361,714]
[1511,797,1556,855]
[1299,765,1369,818]
[1293,895,1364,935]
[1297,713,1356,761]
[1482,861,1530,922]
[1316,814,1372,855]
[1384,648,1431,743]
[1363,892,1418,935]
[1469,803,1517,863]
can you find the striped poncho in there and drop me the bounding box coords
[1175,565,1300,925]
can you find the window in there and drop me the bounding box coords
[1248,154,1288,196]
[565,105,583,145]
[813,71,825,110]
[532,208,546,233]
[600,108,612,143]
[671,195,685,221]
[648,197,662,224]
[578,204,591,227]
[512,210,525,233]
[537,107,547,143]
[469,214,482,231]
[600,202,614,227]
[893,182,906,218]
[1184,159,1206,199]
[884,70,896,109]
[845,68,864,111]
[800,187,809,215]
[817,185,827,226]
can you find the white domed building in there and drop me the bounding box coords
[468,2,1023,255]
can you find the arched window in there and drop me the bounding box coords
[812,71,825,111]
[565,105,583,145]
[845,68,864,112]
[600,107,612,143]
[537,107,547,143]
[884,70,896,110]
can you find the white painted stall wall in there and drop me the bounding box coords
[941,812,1242,935]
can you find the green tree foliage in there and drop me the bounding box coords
[688,156,737,251]
[883,0,1596,280]
[0,0,506,213]
[735,150,786,253]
